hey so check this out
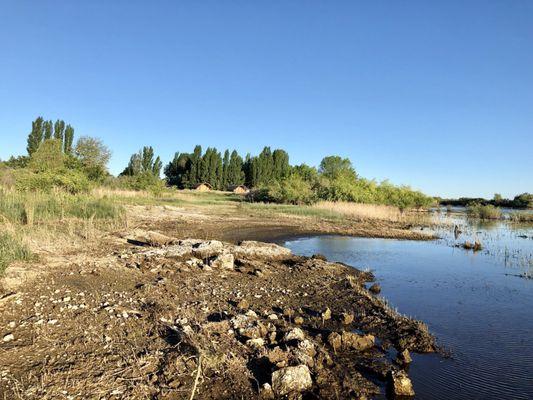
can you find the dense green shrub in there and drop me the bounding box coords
[466,203,502,220]
[13,169,91,194]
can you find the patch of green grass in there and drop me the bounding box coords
[239,202,343,220]
[0,189,125,224]
[0,232,33,274]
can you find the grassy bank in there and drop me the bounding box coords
[0,232,33,274]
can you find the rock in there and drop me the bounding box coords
[311,253,327,261]
[294,339,316,367]
[259,383,275,399]
[211,253,234,270]
[271,365,312,396]
[283,327,305,342]
[237,299,249,311]
[283,308,294,318]
[341,332,375,351]
[127,231,177,247]
[369,283,381,294]
[327,332,342,353]
[397,349,412,365]
[235,241,292,259]
[246,338,265,349]
[253,269,264,277]
[267,347,290,368]
[321,307,331,322]
[239,321,268,339]
[192,240,224,258]
[3,333,14,342]
[294,316,304,325]
[389,370,415,397]
[341,312,354,325]
[268,314,278,320]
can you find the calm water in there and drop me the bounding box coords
[281,220,533,399]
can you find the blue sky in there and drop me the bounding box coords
[0,1,531,198]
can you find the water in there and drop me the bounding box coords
[281,219,533,399]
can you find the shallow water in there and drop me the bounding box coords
[281,220,533,399]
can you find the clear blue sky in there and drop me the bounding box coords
[1,1,531,198]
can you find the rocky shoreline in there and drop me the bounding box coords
[0,232,435,399]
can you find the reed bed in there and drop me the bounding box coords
[312,201,404,221]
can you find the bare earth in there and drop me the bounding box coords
[0,204,436,399]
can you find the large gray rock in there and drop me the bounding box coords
[271,365,312,396]
[210,253,234,270]
[234,241,291,259]
[192,240,224,258]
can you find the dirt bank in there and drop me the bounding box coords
[0,232,435,399]
[125,204,436,243]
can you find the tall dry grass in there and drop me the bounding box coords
[312,201,404,221]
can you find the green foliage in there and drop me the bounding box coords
[115,172,165,194]
[74,136,111,181]
[13,168,91,194]
[121,146,162,178]
[466,203,502,220]
[0,232,33,274]
[319,155,356,180]
[0,189,124,225]
[262,173,316,205]
[26,117,74,156]
[27,116,44,155]
[28,139,65,172]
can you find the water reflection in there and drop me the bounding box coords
[282,230,533,400]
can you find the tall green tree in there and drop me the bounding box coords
[272,149,290,181]
[319,155,356,180]
[63,125,75,154]
[164,152,191,188]
[27,117,44,155]
[221,149,230,189]
[43,120,53,140]
[227,150,245,186]
[54,120,66,143]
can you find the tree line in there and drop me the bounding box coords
[163,146,290,190]
[12,116,524,211]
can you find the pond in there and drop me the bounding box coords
[280,218,533,399]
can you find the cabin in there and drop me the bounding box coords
[194,183,213,192]
[228,185,250,195]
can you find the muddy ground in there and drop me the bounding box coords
[0,207,436,399]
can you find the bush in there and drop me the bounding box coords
[105,173,165,195]
[466,203,502,220]
[14,169,91,194]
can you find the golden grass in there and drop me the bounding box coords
[312,201,404,221]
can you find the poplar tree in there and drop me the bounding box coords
[222,149,230,189]
[63,125,75,154]
[228,150,245,186]
[27,117,44,155]
[54,120,65,143]
[43,120,53,140]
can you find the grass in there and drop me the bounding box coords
[93,187,241,207]
[0,232,33,274]
[312,201,404,221]
[239,202,344,220]
[0,188,125,224]
[509,211,533,223]
[466,203,502,220]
